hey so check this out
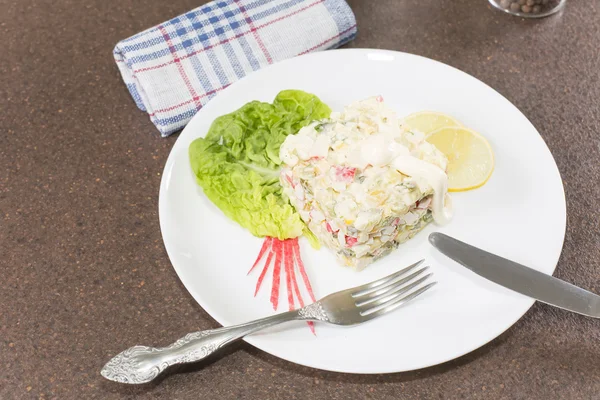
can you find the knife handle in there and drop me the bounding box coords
[100,310,299,384]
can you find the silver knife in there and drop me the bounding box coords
[429,232,600,318]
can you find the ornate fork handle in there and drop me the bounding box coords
[101,302,328,384]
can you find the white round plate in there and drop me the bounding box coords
[159,49,566,373]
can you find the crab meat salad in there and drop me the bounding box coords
[279,96,453,269]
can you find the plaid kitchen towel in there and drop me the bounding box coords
[114,0,357,136]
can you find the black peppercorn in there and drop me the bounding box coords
[510,2,521,11]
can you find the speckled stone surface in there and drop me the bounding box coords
[1,0,599,398]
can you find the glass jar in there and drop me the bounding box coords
[488,0,566,18]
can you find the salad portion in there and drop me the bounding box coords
[280,97,453,269]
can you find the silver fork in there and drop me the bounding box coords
[101,260,435,384]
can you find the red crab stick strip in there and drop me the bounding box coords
[270,239,283,310]
[289,239,303,307]
[292,239,316,302]
[254,248,274,296]
[248,237,272,275]
[289,262,315,335]
[290,239,316,334]
[284,240,294,311]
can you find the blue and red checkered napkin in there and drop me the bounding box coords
[114,0,357,137]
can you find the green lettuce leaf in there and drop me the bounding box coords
[189,90,331,240]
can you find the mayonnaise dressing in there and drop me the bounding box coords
[356,129,453,225]
[359,133,408,167]
[391,156,453,224]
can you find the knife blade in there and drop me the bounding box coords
[429,232,600,318]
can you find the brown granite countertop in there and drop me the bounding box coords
[1,0,599,398]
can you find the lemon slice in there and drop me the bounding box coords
[426,126,494,192]
[402,111,462,135]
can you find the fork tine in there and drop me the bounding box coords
[353,267,429,300]
[355,273,433,308]
[360,282,437,320]
[350,259,425,298]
